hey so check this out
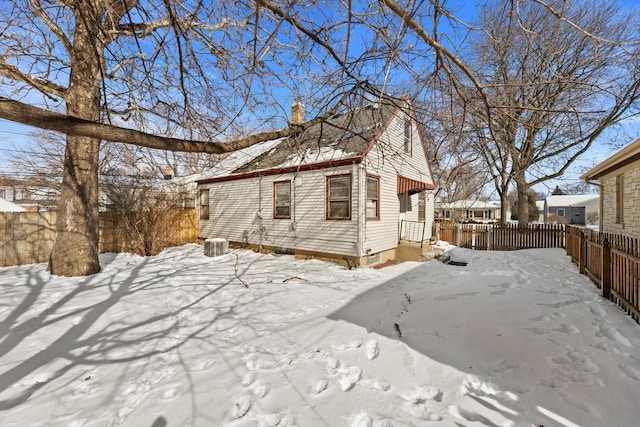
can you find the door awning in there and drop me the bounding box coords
[397,175,434,195]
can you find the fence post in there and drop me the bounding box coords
[487,225,493,251]
[435,222,440,242]
[602,237,611,299]
[579,231,587,275]
[456,223,462,246]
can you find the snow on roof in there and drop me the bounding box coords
[545,194,598,207]
[0,196,26,212]
[193,102,399,183]
[231,103,395,174]
[437,199,501,209]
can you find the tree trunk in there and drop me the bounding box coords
[499,191,509,225]
[48,8,102,276]
[516,179,529,225]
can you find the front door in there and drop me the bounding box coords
[399,193,408,239]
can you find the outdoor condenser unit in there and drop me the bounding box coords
[204,238,228,257]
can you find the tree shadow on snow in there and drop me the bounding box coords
[327,250,615,427]
[0,244,280,423]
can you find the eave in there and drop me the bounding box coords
[581,136,640,180]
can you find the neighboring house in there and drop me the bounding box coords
[0,178,60,211]
[581,136,640,235]
[543,194,599,225]
[435,199,504,223]
[197,98,436,267]
[0,196,27,212]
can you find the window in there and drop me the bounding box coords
[327,175,351,220]
[418,192,426,221]
[443,209,451,219]
[0,189,4,199]
[404,120,411,153]
[616,174,624,224]
[366,176,380,220]
[557,208,565,217]
[274,181,291,219]
[484,209,491,220]
[199,189,209,220]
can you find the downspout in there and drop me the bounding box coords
[258,174,263,252]
[355,162,364,259]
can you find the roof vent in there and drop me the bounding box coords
[204,238,228,257]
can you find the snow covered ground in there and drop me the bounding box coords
[1,244,640,427]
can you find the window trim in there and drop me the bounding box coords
[366,174,380,220]
[273,180,292,219]
[199,189,210,220]
[557,208,565,217]
[326,174,352,221]
[403,119,412,155]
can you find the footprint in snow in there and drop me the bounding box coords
[588,304,607,317]
[359,378,390,392]
[241,372,256,386]
[332,340,362,351]
[337,366,362,391]
[365,339,379,360]
[311,379,329,395]
[553,323,580,334]
[399,385,443,404]
[350,413,372,427]
[227,394,253,420]
[189,358,216,372]
[596,324,632,348]
[252,384,270,398]
[619,363,640,381]
[161,388,178,400]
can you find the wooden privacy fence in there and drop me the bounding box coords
[433,222,566,250]
[0,209,198,267]
[566,226,640,322]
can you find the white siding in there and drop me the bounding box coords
[198,165,360,256]
[362,111,435,253]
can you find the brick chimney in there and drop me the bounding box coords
[291,99,305,125]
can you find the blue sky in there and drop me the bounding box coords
[1,0,639,195]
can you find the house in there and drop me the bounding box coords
[581,136,640,235]
[0,196,27,212]
[543,194,599,225]
[197,98,436,267]
[435,199,504,223]
[0,177,60,211]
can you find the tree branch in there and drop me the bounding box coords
[0,90,354,154]
[0,59,67,99]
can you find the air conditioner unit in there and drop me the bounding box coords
[204,238,228,257]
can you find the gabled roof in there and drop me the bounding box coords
[581,136,640,180]
[545,194,598,207]
[0,197,26,212]
[198,101,401,184]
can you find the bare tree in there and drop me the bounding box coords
[0,1,362,275]
[466,0,640,223]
